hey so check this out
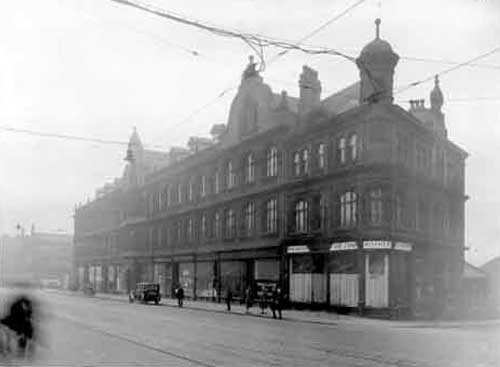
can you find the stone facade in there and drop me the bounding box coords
[73,20,467,318]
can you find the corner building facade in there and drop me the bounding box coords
[74,21,467,318]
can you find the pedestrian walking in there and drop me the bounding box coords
[271,286,283,320]
[176,285,184,308]
[244,286,252,313]
[259,293,267,315]
[225,288,233,311]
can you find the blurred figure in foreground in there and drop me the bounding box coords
[0,293,39,361]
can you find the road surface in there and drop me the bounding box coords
[1,289,498,366]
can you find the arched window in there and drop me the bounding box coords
[245,153,255,183]
[295,200,309,233]
[340,191,357,227]
[349,134,358,161]
[266,146,278,177]
[369,188,383,225]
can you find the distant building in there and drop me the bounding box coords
[482,256,500,305]
[1,231,72,286]
[74,20,467,317]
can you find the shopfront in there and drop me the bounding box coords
[329,242,359,307]
[179,262,195,298]
[220,260,247,299]
[196,261,216,299]
[286,240,414,310]
[288,246,327,304]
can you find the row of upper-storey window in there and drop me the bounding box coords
[289,188,456,235]
[146,135,360,215]
[147,198,279,247]
[145,186,457,248]
[396,133,464,189]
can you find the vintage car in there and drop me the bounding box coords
[129,282,161,304]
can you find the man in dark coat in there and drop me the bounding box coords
[176,286,184,307]
[225,288,233,311]
[271,286,283,320]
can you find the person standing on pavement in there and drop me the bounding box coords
[271,286,283,320]
[176,285,184,308]
[244,286,252,313]
[225,288,233,311]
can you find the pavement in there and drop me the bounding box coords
[48,288,500,329]
[0,288,498,366]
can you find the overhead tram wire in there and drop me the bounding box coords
[112,0,369,134]
[395,44,500,95]
[0,125,168,150]
[275,0,369,59]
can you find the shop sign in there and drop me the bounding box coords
[330,241,358,251]
[363,240,391,249]
[287,245,310,254]
[394,242,413,252]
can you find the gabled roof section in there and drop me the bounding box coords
[321,82,360,115]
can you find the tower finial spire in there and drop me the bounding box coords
[375,18,381,39]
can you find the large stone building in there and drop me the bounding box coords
[74,20,467,317]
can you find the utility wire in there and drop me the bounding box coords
[0,125,168,150]
[395,44,500,95]
[275,0,369,58]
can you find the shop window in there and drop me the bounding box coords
[295,200,309,233]
[245,153,255,184]
[369,188,383,225]
[266,198,278,234]
[254,259,279,281]
[340,191,357,227]
[266,146,278,177]
[368,252,386,275]
[329,252,358,274]
[291,254,324,273]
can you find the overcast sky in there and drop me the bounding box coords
[0,0,499,266]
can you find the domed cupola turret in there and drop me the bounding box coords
[356,19,399,104]
[430,75,444,112]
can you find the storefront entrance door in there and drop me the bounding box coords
[365,253,389,307]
